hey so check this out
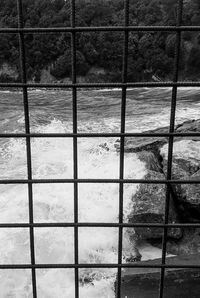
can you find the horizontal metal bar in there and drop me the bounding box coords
[0,222,200,228]
[1,26,200,34]
[0,82,198,88]
[0,132,199,138]
[2,81,200,88]
[0,179,199,184]
[0,264,199,269]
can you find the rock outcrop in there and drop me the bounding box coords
[128,170,182,240]
[115,119,200,256]
[115,119,200,154]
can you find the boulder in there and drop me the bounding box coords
[166,228,200,255]
[172,158,199,175]
[176,119,200,138]
[175,170,200,222]
[116,119,200,257]
[137,151,163,173]
[161,140,200,222]
[114,126,168,154]
[128,169,182,240]
[114,119,200,154]
[161,139,200,177]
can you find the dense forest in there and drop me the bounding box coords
[0,0,200,83]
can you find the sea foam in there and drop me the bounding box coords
[0,119,146,297]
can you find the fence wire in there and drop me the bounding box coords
[1,0,199,297]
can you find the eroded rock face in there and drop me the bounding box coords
[114,126,168,154]
[115,119,200,152]
[161,140,200,222]
[128,169,182,240]
[167,228,200,255]
[161,139,200,177]
[177,171,200,221]
[137,151,163,173]
[127,151,182,240]
[115,119,200,257]
[114,119,200,154]
[176,119,200,136]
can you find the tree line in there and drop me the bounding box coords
[0,0,200,82]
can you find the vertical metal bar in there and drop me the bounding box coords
[71,1,79,297]
[16,0,37,297]
[117,0,129,297]
[159,1,183,297]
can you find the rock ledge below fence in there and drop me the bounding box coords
[119,253,200,298]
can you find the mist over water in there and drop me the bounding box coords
[0,87,200,297]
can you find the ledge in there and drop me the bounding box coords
[121,254,200,298]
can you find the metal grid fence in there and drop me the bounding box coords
[1,0,200,297]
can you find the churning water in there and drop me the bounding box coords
[0,87,200,297]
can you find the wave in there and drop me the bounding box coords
[1,86,199,296]
[0,119,146,297]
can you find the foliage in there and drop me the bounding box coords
[0,0,199,82]
[50,50,90,77]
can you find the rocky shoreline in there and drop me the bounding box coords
[115,119,200,257]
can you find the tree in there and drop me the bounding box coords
[50,50,90,78]
[0,0,199,82]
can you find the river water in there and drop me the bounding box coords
[0,87,200,297]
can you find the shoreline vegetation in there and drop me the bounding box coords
[0,0,200,84]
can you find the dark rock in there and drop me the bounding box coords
[99,142,109,151]
[128,170,182,240]
[125,249,142,263]
[175,170,200,222]
[162,160,188,180]
[115,119,200,257]
[161,141,200,223]
[172,158,199,175]
[114,119,200,154]
[137,151,163,173]
[166,228,200,255]
[161,140,200,178]
[176,119,200,137]
[121,254,200,298]
[114,126,168,154]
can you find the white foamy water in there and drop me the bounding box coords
[0,119,147,297]
[0,87,199,297]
